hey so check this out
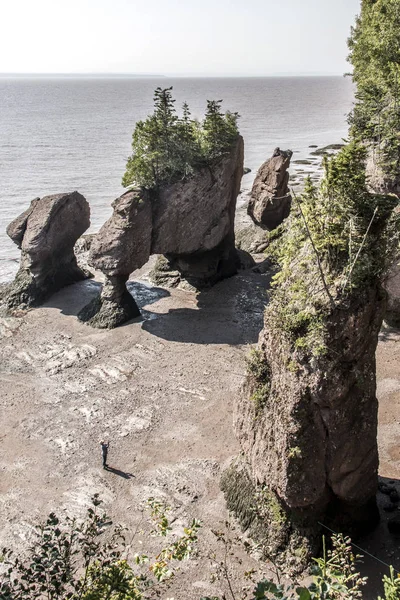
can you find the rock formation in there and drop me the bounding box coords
[384,261,400,327]
[222,287,384,572]
[80,136,244,328]
[222,142,398,573]
[151,138,244,287]
[247,148,293,230]
[366,149,400,197]
[78,189,151,328]
[4,192,90,310]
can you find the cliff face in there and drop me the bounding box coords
[152,137,243,256]
[243,287,383,499]
[366,150,400,327]
[222,141,399,573]
[222,285,385,572]
[79,136,244,328]
[366,151,400,197]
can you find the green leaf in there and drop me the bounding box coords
[296,587,312,600]
[253,579,283,599]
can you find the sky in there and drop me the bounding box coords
[0,0,361,76]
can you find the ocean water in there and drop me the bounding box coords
[0,76,354,282]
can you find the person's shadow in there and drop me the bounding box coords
[104,466,135,479]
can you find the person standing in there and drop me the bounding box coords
[100,440,109,469]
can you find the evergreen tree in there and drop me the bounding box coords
[202,100,240,161]
[153,86,178,162]
[122,88,240,190]
[176,102,201,176]
[348,0,400,175]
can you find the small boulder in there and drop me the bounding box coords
[248,148,293,230]
[4,192,90,310]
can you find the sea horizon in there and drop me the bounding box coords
[0,73,348,79]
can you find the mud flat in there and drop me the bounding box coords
[1,255,400,597]
[0,258,275,598]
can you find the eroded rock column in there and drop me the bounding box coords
[150,136,244,289]
[247,147,293,230]
[78,188,151,328]
[3,192,91,310]
[222,287,384,572]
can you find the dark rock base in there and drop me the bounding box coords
[78,289,141,329]
[150,238,239,291]
[221,458,380,575]
[2,260,91,312]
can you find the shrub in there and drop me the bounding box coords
[0,495,200,600]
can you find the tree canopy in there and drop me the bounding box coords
[122,87,240,190]
[348,0,400,174]
[262,0,400,358]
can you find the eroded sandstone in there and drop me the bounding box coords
[222,286,385,573]
[81,137,244,327]
[3,192,90,310]
[247,147,293,230]
[78,188,151,328]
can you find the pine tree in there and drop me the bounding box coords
[122,88,240,189]
[153,87,178,162]
[348,0,400,175]
[202,101,240,161]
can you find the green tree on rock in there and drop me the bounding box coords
[202,100,240,161]
[122,88,239,190]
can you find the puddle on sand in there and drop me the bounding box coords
[127,280,171,321]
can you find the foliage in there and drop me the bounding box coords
[254,488,287,528]
[249,0,400,360]
[378,567,400,600]
[245,534,400,600]
[202,534,383,600]
[246,349,272,414]
[348,0,400,175]
[0,494,200,600]
[122,87,240,189]
[266,142,399,356]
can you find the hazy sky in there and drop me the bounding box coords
[0,0,361,76]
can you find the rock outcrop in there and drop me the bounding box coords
[150,138,244,288]
[385,260,400,327]
[221,139,399,572]
[4,192,90,310]
[248,148,292,230]
[80,136,244,328]
[222,286,384,573]
[78,189,152,328]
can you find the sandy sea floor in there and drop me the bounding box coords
[1,184,400,599]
